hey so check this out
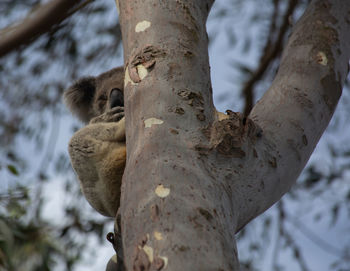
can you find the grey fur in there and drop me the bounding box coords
[64,66,126,217]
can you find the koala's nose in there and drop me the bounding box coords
[109,88,124,108]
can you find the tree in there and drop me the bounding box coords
[118,0,349,270]
[0,0,349,270]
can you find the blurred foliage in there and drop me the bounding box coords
[0,0,349,270]
[0,184,111,271]
[0,0,120,270]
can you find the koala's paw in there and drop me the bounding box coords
[90,107,124,124]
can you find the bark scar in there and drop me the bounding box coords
[128,45,166,83]
[133,235,151,271]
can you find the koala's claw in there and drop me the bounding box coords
[90,107,124,124]
[108,111,124,123]
[109,106,124,114]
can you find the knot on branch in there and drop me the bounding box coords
[198,111,262,157]
[106,213,124,270]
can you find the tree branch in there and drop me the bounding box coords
[240,0,350,228]
[0,0,91,58]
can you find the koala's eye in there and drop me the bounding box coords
[97,94,108,101]
[109,88,124,108]
[95,94,108,113]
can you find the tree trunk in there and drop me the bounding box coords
[117,0,350,270]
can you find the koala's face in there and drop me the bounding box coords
[92,69,124,117]
[64,67,124,123]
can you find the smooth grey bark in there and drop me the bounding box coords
[117,0,350,270]
[243,0,350,230]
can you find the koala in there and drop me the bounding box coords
[64,66,126,217]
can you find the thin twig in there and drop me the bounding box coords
[243,0,299,116]
[287,214,344,257]
[278,200,310,271]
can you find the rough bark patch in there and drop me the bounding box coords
[177,89,206,120]
[198,111,262,157]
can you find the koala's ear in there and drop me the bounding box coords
[64,76,96,123]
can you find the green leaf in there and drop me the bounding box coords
[7,200,26,218]
[7,165,19,176]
